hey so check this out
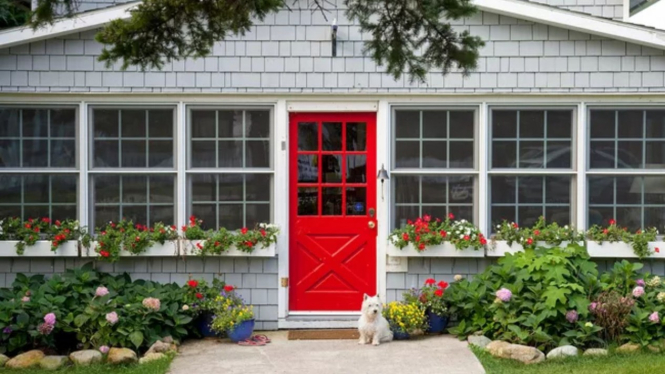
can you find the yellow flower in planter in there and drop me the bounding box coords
[382,301,426,334]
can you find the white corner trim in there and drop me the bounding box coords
[474,0,665,50]
[0,2,139,49]
[287,101,378,112]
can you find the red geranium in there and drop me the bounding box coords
[402,233,409,241]
[448,213,455,220]
[188,280,199,288]
[527,238,534,245]
[423,214,431,222]
[100,250,110,258]
[260,229,266,237]
[418,243,426,251]
[425,278,436,286]
[657,247,661,253]
[437,281,448,289]
[440,230,447,237]
[463,235,470,241]
[609,218,616,226]
[434,289,444,297]
[241,227,248,235]
[224,285,235,292]
[195,293,203,299]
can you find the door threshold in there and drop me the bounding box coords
[279,314,360,329]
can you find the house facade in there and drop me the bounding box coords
[2,0,665,329]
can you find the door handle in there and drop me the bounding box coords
[368,221,376,229]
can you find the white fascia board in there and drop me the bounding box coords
[0,2,139,49]
[474,0,665,50]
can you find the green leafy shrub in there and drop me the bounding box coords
[447,244,603,351]
[0,264,224,356]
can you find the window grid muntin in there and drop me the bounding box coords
[391,107,478,229]
[189,109,271,169]
[186,107,274,230]
[91,108,175,169]
[394,109,475,170]
[0,174,78,220]
[0,108,77,168]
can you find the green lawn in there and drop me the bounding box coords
[0,356,172,374]
[472,346,665,374]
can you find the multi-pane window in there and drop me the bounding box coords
[90,108,176,227]
[588,109,665,230]
[188,108,272,230]
[489,109,574,228]
[0,108,78,221]
[392,109,476,228]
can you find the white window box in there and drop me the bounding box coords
[486,241,579,257]
[82,241,180,257]
[180,240,277,257]
[386,242,484,257]
[0,241,79,257]
[587,241,665,259]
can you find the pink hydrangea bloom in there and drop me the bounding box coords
[636,279,646,287]
[43,313,56,326]
[496,288,512,302]
[95,286,109,297]
[589,302,598,312]
[105,311,119,325]
[99,345,110,354]
[21,296,30,303]
[650,312,660,324]
[633,286,645,298]
[566,310,578,323]
[37,323,54,336]
[142,297,161,311]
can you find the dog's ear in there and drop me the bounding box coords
[363,293,369,301]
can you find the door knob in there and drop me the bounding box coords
[368,221,376,229]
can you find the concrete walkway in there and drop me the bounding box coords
[168,331,485,374]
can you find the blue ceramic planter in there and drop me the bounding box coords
[393,330,410,340]
[426,311,449,334]
[197,313,218,338]
[227,319,255,342]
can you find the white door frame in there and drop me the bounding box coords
[276,100,385,328]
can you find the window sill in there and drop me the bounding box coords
[0,241,79,257]
[386,242,484,257]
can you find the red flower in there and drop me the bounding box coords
[64,228,70,234]
[195,293,203,299]
[438,281,449,289]
[196,243,203,250]
[418,243,426,251]
[602,229,609,235]
[101,231,106,236]
[402,233,409,241]
[434,289,444,297]
[135,236,140,242]
[440,230,447,238]
[407,220,413,225]
[657,247,661,253]
[241,227,248,235]
[260,229,266,237]
[171,225,176,230]
[135,224,142,230]
[224,285,235,292]
[448,213,455,220]
[42,218,50,223]
[55,220,61,226]
[212,241,219,247]
[182,225,188,232]
[245,241,254,248]
[24,223,31,229]
[28,218,33,223]
[527,238,534,245]
[33,227,40,233]
[423,214,431,222]
[463,235,470,241]
[636,229,642,234]
[188,280,199,288]
[436,218,441,223]
[100,250,110,258]
[425,278,436,286]
[480,237,487,245]
[609,219,616,226]
[533,230,540,236]
[189,215,196,223]
[512,223,519,229]
[415,235,420,242]
[110,222,116,228]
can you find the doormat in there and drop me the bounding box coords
[287,329,359,340]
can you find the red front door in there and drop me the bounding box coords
[289,112,377,311]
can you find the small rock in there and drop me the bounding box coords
[146,340,176,355]
[107,348,137,365]
[583,348,608,356]
[69,350,102,366]
[486,341,544,364]
[616,343,641,353]
[547,345,578,359]
[468,335,492,349]
[162,336,174,344]
[39,356,70,370]
[139,353,166,364]
[0,354,9,367]
[648,345,660,353]
[5,350,45,369]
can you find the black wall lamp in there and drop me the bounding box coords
[331,18,338,57]
[377,164,389,201]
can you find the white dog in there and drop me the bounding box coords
[358,294,393,346]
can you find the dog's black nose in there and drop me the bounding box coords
[373,310,378,314]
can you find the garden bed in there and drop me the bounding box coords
[586,241,665,258]
[386,242,484,257]
[181,240,277,257]
[0,241,79,257]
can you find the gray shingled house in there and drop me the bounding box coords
[2,0,665,329]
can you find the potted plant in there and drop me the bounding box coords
[0,217,84,256]
[184,278,232,338]
[489,217,584,256]
[387,214,486,257]
[403,278,449,334]
[181,216,280,257]
[586,219,659,259]
[210,292,255,342]
[382,301,426,340]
